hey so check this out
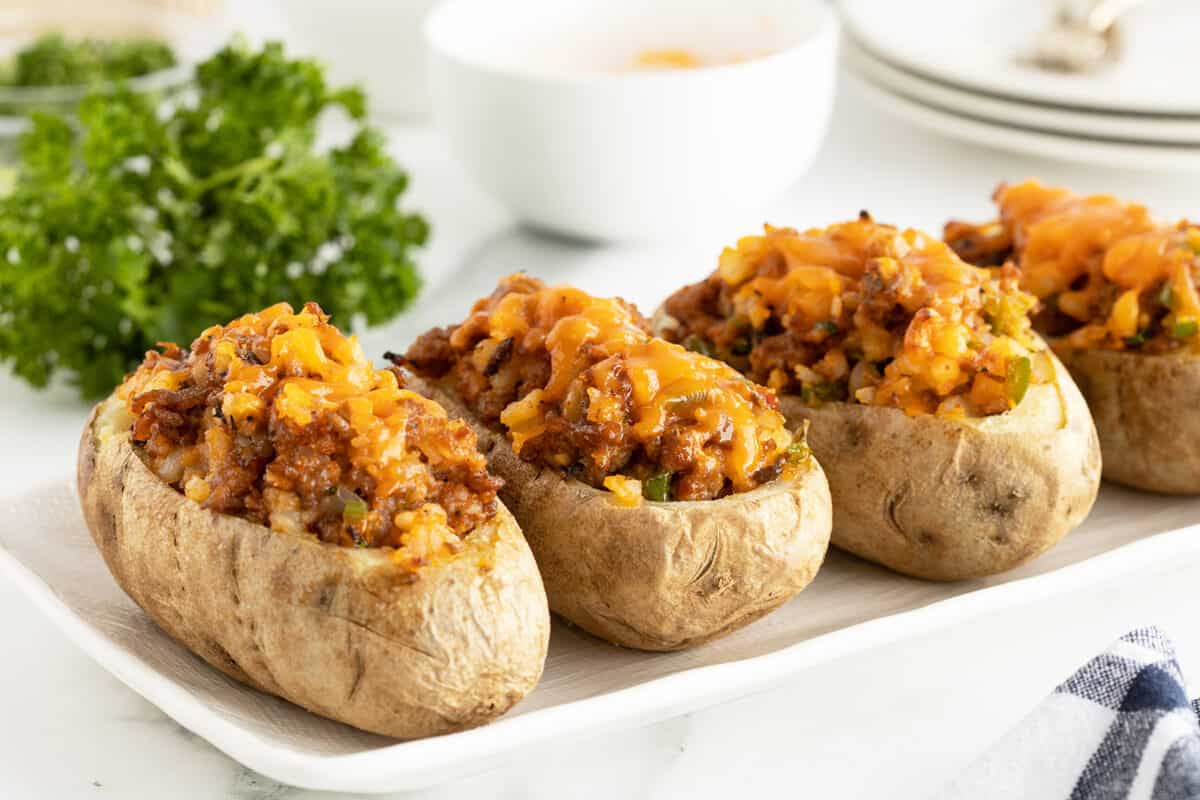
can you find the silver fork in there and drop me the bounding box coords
[1023,0,1148,74]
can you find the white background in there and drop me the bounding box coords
[2,69,1200,798]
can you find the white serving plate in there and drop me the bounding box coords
[839,0,1200,115]
[2,478,1199,793]
[843,37,1200,145]
[849,73,1200,173]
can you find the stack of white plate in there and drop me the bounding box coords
[840,0,1200,170]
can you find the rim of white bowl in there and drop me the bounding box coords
[423,0,837,84]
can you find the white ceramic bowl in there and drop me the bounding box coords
[425,0,838,241]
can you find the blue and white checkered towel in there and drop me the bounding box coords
[936,628,1200,800]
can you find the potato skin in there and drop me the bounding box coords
[777,355,1101,580]
[402,371,833,652]
[77,405,550,739]
[1054,345,1200,494]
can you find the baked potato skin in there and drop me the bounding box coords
[403,372,833,651]
[1054,346,1200,494]
[78,406,550,739]
[778,354,1101,581]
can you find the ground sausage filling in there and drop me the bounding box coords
[660,215,1051,418]
[114,302,500,569]
[945,179,1200,354]
[399,274,808,504]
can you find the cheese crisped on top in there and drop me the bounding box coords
[663,216,1049,418]
[946,179,1200,353]
[403,275,807,503]
[115,302,500,570]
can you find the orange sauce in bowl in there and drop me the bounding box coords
[632,48,772,70]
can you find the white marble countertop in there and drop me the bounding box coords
[3,78,1200,799]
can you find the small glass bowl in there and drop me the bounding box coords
[0,1,227,153]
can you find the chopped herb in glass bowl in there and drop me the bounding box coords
[1,32,177,87]
[0,4,225,148]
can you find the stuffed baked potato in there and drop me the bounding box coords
[946,180,1200,494]
[657,216,1101,581]
[78,303,550,739]
[394,275,833,651]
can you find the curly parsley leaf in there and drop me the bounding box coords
[0,40,426,399]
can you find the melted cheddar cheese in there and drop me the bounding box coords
[662,218,1050,418]
[957,180,1200,352]
[405,275,805,503]
[117,302,499,569]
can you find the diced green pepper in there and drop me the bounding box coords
[1125,332,1148,347]
[1174,318,1198,338]
[681,335,716,358]
[785,438,811,464]
[984,292,1036,337]
[643,471,672,502]
[814,320,839,336]
[812,381,848,402]
[342,497,368,524]
[1006,356,1031,406]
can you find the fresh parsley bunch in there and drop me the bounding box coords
[0,40,427,399]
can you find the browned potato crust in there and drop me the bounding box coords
[1053,346,1200,494]
[77,404,550,739]
[777,354,1101,580]
[402,371,833,652]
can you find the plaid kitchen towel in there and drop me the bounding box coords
[935,628,1200,800]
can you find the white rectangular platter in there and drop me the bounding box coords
[1,478,1198,793]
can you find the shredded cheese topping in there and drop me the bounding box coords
[117,302,499,569]
[406,275,805,503]
[952,180,1200,352]
[663,217,1050,417]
